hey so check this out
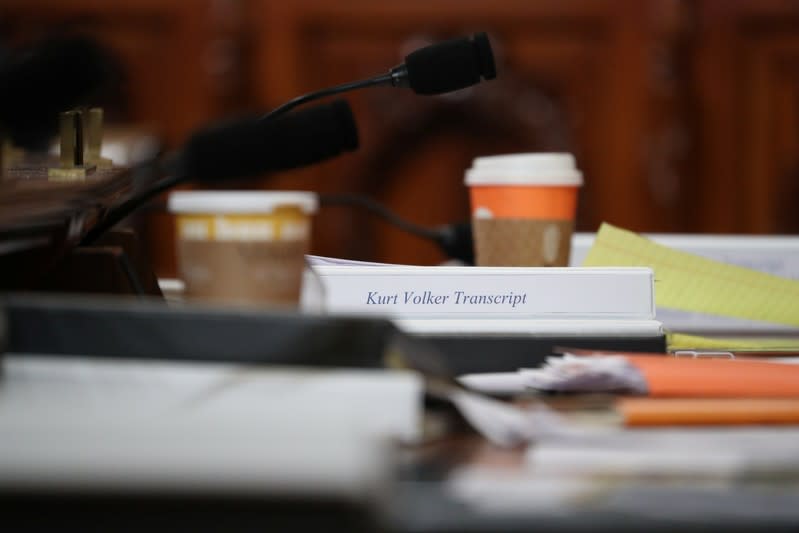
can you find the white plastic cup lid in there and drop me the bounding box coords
[168,191,318,215]
[464,152,583,186]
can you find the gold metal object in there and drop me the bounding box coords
[48,166,96,180]
[85,108,113,168]
[58,111,78,168]
[49,110,96,181]
[1,136,24,172]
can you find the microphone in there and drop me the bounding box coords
[179,99,358,182]
[83,32,496,245]
[260,32,496,121]
[391,32,496,95]
[0,36,119,149]
[81,100,358,246]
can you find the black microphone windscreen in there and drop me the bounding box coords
[0,36,119,149]
[404,32,496,95]
[180,99,359,182]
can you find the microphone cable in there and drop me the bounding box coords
[92,190,476,264]
[260,75,394,123]
[319,193,474,264]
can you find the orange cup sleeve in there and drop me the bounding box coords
[469,186,578,219]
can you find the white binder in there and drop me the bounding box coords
[303,263,655,321]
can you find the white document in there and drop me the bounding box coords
[446,387,586,447]
[394,318,663,336]
[449,428,799,518]
[0,355,423,494]
[527,427,799,479]
[303,264,655,320]
[458,354,648,396]
[0,355,423,443]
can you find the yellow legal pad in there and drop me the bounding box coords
[583,223,799,328]
[667,332,799,353]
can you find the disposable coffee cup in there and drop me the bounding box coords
[168,191,317,306]
[464,153,583,266]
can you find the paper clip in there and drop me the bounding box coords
[672,350,735,359]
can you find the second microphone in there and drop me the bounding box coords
[177,99,359,183]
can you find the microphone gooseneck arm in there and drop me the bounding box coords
[259,74,395,123]
[81,158,182,246]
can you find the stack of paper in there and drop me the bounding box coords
[458,352,799,433]
[461,353,799,398]
[446,424,799,523]
[0,355,423,496]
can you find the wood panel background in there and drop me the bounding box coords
[695,0,799,234]
[2,0,798,275]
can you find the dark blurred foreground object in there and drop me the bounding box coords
[2,293,664,375]
[0,162,154,294]
[0,35,120,150]
[2,293,417,368]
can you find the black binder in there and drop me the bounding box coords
[2,294,665,375]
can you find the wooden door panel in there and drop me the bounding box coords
[695,0,799,233]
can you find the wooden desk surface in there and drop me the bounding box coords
[389,405,799,532]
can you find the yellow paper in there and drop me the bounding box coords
[583,223,799,328]
[667,332,799,352]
